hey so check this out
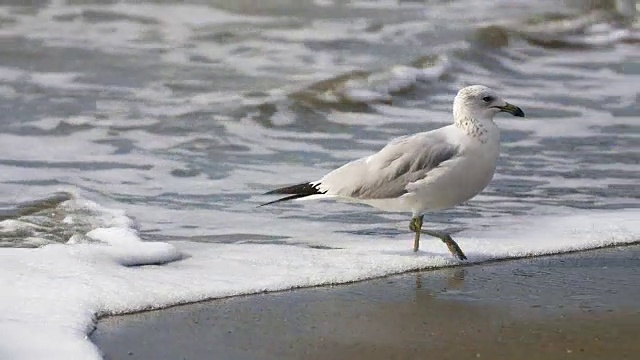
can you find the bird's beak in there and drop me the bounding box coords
[495,102,525,117]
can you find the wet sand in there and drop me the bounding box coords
[92,245,640,360]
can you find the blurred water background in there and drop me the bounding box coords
[0,0,638,248]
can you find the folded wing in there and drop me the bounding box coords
[316,131,460,200]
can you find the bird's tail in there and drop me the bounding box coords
[259,182,326,207]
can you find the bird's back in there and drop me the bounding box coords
[316,126,461,201]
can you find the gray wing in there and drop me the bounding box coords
[317,131,459,199]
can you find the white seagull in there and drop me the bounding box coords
[261,85,525,260]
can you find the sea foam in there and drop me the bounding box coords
[0,198,637,359]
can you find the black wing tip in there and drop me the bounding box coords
[263,188,288,195]
[260,182,326,207]
[258,194,309,207]
[263,182,323,196]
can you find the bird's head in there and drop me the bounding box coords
[453,85,525,121]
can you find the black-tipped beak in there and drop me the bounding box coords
[496,102,525,117]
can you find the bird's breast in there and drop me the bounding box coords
[413,142,499,211]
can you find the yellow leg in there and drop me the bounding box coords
[409,215,467,260]
[409,215,423,252]
[420,229,467,260]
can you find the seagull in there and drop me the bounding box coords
[261,85,525,260]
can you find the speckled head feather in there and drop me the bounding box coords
[452,85,524,138]
[453,85,504,122]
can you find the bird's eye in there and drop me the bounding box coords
[482,96,493,102]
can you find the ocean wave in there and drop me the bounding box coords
[0,192,144,248]
[287,55,450,109]
[472,8,639,50]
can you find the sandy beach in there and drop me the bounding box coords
[92,245,640,360]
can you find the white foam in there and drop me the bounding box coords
[336,58,450,105]
[0,198,638,360]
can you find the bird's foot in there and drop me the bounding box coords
[440,234,467,261]
[418,229,467,261]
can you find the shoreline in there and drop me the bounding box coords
[92,245,640,359]
[93,240,640,318]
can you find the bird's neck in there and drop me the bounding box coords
[454,115,498,143]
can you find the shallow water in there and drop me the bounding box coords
[0,0,638,248]
[0,0,638,358]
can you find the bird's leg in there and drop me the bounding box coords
[409,215,423,252]
[408,216,466,260]
[420,228,467,261]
